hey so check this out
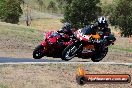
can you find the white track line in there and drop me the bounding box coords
[0,62,132,65]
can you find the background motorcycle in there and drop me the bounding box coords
[61,27,116,62]
[33,31,73,59]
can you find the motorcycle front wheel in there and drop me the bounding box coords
[61,42,80,61]
[33,44,45,59]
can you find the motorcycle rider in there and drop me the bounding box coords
[89,16,114,43]
[90,16,116,54]
[58,22,78,39]
[81,16,112,55]
[57,22,77,46]
[57,22,73,36]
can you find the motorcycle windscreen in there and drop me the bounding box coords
[81,27,96,35]
[49,32,61,38]
[81,27,100,39]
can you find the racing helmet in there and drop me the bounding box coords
[97,16,108,28]
[62,22,72,32]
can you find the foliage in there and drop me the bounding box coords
[37,0,46,11]
[63,0,101,28]
[105,0,132,37]
[0,0,23,24]
[56,0,64,13]
[56,0,68,13]
[47,1,58,13]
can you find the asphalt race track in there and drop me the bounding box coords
[0,57,64,63]
[0,57,132,65]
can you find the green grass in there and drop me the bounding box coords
[0,22,43,51]
[0,84,8,88]
[109,45,132,52]
[128,65,132,68]
[0,24,42,42]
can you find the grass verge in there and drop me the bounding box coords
[0,84,8,88]
[109,45,132,52]
[0,22,43,51]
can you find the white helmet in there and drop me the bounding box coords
[98,16,108,28]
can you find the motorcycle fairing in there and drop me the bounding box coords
[75,29,101,42]
[42,31,62,46]
[75,29,91,41]
[91,34,100,39]
[48,38,57,43]
[45,31,53,39]
[41,41,47,46]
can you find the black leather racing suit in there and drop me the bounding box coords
[90,23,111,54]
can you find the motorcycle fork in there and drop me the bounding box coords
[75,42,84,54]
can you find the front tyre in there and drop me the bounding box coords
[33,44,45,59]
[61,43,79,61]
[91,47,108,62]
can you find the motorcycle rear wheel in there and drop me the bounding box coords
[33,44,45,59]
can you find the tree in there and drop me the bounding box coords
[0,0,23,24]
[25,4,32,26]
[107,0,132,37]
[56,0,63,13]
[63,0,101,28]
[47,1,58,13]
[37,0,46,11]
[56,0,66,13]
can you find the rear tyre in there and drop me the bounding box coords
[33,45,45,59]
[91,47,108,62]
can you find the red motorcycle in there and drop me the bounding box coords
[33,31,74,59]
